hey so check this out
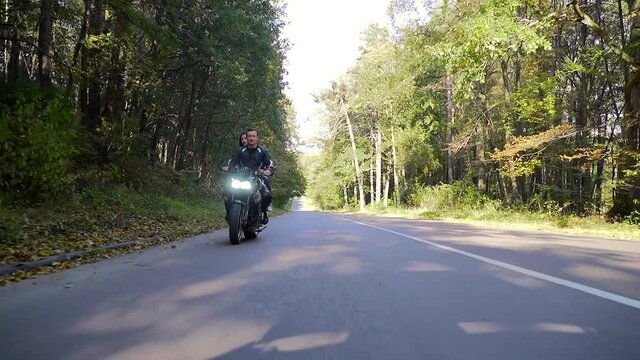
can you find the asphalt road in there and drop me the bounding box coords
[1,200,639,359]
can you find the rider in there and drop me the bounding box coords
[228,128,274,224]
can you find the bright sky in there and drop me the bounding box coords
[282,0,392,150]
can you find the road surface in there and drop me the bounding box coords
[1,200,639,359]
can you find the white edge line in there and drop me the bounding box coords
[339,217,640,310]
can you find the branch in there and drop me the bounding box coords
[570,0,640,70]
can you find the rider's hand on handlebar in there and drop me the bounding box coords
[258,168,272,176]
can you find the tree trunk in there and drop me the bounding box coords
[340,95,365,211]
[573,19,592,214]
[375,125,382,204]
[37,0,54,87]
[7,2,21,83]
[609,0,640,218]
[475,84,487,194]
[383,170,390,207]
[353,174,357,202]
[2,0,7,79]
[500,59,521,202]
[75,4,89,113]
[619,0,630,84]
[105,13,126,124]
[86,0,104,131]
[176,80,197,171]
[391,126,400,205]
[369,157,374,204]
[199,121,211,178]
[446,71,454,184]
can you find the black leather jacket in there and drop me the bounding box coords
[229,145,274,172]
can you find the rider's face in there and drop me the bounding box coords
[241,134,247,146]
[246,131,258,147]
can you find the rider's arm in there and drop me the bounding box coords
[258,148,274,176]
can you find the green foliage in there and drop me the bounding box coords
[0,86,76,203]
[409,181,498,212]
[513,75,557,125]
[270,149,307,207]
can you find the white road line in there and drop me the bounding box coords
[339,217,640,310]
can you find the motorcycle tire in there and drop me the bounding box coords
[229,203,243,245]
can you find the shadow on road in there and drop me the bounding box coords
[1,212,638,359]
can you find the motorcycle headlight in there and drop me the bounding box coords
[231,179,253,190]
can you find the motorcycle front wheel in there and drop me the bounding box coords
[228,203,243,245]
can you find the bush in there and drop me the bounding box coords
[409,181,496,212]
[0,86,76,203]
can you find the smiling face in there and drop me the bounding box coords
[246,130,258,148]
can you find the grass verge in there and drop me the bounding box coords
[351,205,640,240]
[0,185,287,285]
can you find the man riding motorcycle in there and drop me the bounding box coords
[226,128,273,224]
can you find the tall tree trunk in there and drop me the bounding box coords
[610,0,640,218]
[446,71,455,184]
[574,19,592,214]
[7,2,21,83]
[37,0,53,87]
[353,174,357,203]
[176,80,197,171]
[475,84,487,194]
[66,3,88,92]
[160,137,167,164]
[391,126,400,204]
[375,125,382,204]
[86,0,104,131]
[2,0,7,79]
[199,121,211,178]
[619,0,630,84]
[383,170,390,207]
[500,59,521,202]
[476,121,487,194]
[369,157,374,203]
[105,13,125,123]
[343,185,348,206]
[340,95,365,211]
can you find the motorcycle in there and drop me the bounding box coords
[221,165,268,245]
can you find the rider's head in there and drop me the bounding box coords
[239,132,247,147]
[246,128,259,148]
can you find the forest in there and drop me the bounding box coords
[308,0,640,225]
[1,0,304,200]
